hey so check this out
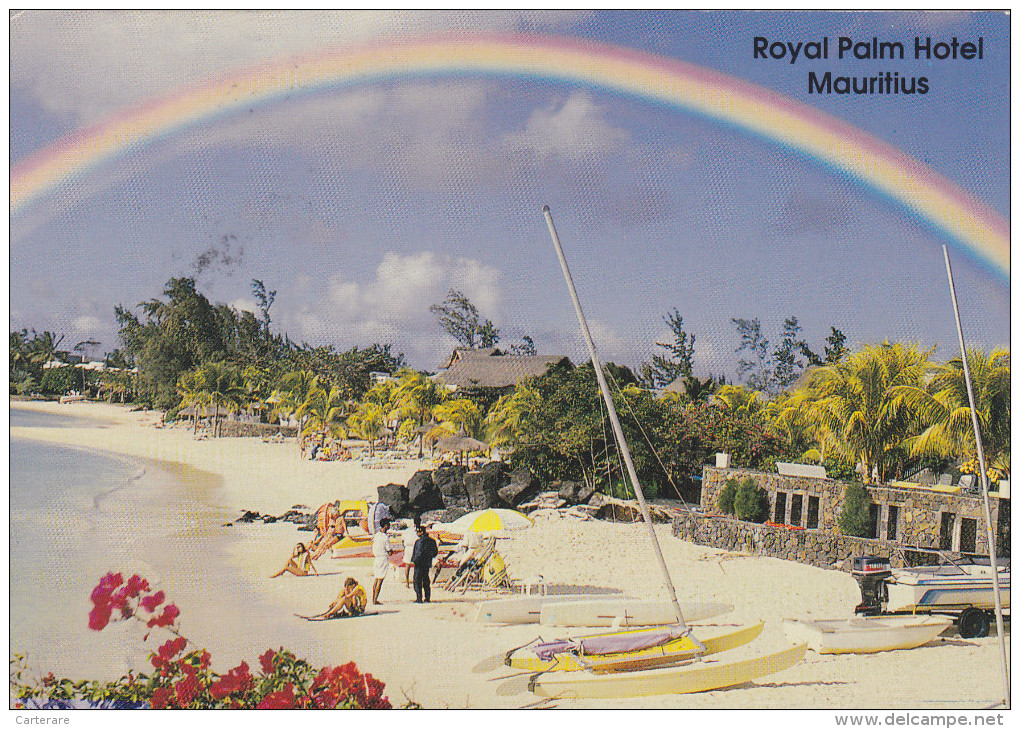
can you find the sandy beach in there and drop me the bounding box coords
[9,400,1009,710]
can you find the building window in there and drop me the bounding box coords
[959,518,977,554]
[807,496,820,529]
[939,512,955,551]
[774,491,787,524]
[790,494,803,526]
[886,505,899,541]
[868,504,880,539]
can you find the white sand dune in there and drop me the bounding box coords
[9,400,1009,709]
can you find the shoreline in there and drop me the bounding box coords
[9,400,1010,709]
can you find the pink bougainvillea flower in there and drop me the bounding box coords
[150,686,172,709]
[256,682,297,710]
[124,574,149,598]
[258,649,276,674]
[139,590,165,613]
[147,602,180,628]
[88,603,113,631]
[209,661,252,700]
[174,672,200,707]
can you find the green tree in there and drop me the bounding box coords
[391,370,447,457]
[718,478,738,515]
[199,362,244,437]
[890,348,1010,481]
[429,289,500,348]
[838,482,874,537]
[298,377,349,448]
[347,401,388,456]
[642,309,696,389]
[806,342,930,483]
[734,477,768,522]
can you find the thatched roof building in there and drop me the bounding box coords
[433,348,569,391]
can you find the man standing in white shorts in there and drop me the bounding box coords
[371,518,393,605]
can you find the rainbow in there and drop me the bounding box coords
[10,35,1009,275]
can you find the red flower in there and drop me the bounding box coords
[209,662,252,700]
[257,682,297,709]
[258,649,276,674]
[147,603,180,628]
[174,672,200,707]
[88,603,113,631]
[124,574,149,598]
[151,636,189,670]
[139,590,165,613]
[150,686,172,709]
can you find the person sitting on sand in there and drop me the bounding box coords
[270,542,317,578]
[299,577,367,620]
[307,503,345,561]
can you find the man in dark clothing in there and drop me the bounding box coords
[410,524,439,603]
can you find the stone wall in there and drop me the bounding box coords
[702,466,1004,556]
[217,421,297,438]
[672,511,900,570]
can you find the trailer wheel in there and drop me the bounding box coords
[958,608,990,638]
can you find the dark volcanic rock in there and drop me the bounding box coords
[557,480,584,504]
[596,501,643,522]
[433,464,467,498]
[422,506,471,525]
[235,510,261,523]
[407,472,445,514]
[377,483,410,518]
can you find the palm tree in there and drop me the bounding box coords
[485,383,540,448]
[890,348,1010,481]
[392,370,447,457]
[297,377,349,449]
[271,369,317,449]
[805,342,930,483]
[28,330,65,373]
[199,362,244,437]
[432,398,484,440]
[177,368,210,433]
[347,401,388,457]
[713,384,765,417]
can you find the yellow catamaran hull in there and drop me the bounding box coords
[507,621,765,672]
[529,642,808,699]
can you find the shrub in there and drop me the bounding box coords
[734,477,768,522]
[40,366,80,396]
[838,482,874,537]
[717,478,738,514]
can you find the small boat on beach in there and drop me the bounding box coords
[540,598,732,627]
[474,594,628,625]
[507,621,764,672]
[782,615,953,654]
[883,562,1010,614]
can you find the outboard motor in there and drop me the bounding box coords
[851,556,892,614]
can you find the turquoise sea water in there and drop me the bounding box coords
[9,408,235,677]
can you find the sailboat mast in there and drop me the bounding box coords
[543,205,688,629]
[942,246,1010,708]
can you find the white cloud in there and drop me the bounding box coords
[229,298,258,314]
[499,92,630,164]
[281,250,504,367]
[72,315,105,336]
[11,10,587,123]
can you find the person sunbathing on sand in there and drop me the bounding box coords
[271,542,317,578]
[299,577,367,620]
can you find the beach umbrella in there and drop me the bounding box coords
[446,508,534,534]
[436,435,488,453]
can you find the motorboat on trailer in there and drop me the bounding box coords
[852,556,1010,638]
[883,561,1010,613]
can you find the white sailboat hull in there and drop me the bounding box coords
[540,599,731,627]
[783,615,952,654]
[474,594,627,625]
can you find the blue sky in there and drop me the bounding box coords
[9,10,1010,377]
